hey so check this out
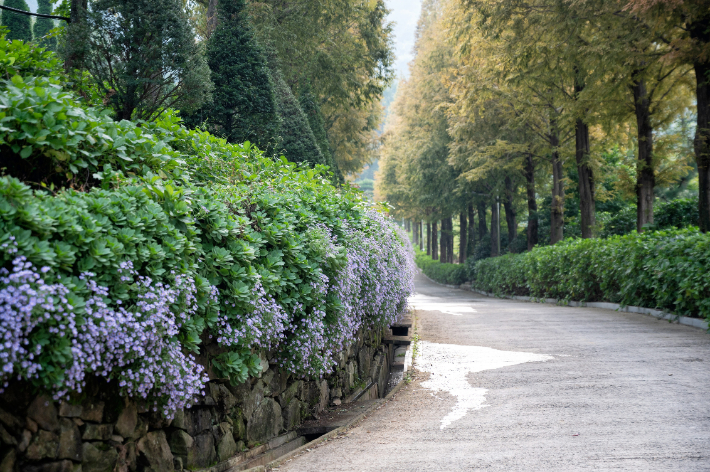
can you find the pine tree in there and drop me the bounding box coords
[185,0,279,149]
[298,85,342,180]
[269,63,324,166]
[33,0,57,51]
[1,0,32,42]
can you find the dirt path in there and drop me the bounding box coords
[277,273,710,471]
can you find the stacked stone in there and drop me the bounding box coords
[0,328,390,472]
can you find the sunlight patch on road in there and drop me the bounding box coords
[417,341,553,429]
[409,293,477,316]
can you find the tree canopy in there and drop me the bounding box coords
[85,0,213,121]
[378,0,703,261]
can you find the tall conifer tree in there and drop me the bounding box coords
[298,85,342,180]
[33,0,57,50]
[267,61,324,166]
[186,0,279,149]
[86,0,212,120]
[1,0,32,42]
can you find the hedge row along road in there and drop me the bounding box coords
[279,272,710,471]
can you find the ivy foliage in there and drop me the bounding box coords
[469,228,710,322]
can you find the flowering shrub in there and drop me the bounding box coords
[0,38,415,415]
[276,215,416,377]
[0,48,415,416]
[0,254,207,416]
[0,175,414,413]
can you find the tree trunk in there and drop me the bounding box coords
[525,152,539,250]
[419,222,423,251]
[426,223,432,256]
[432,221,438,260]
[468,203,476,256]
[550,124,565,244]
[490,200,499,257]
[503,176,517,246]
[477,200,488,239]
[694,59,710,232]
[413,220,419,246]
[440,219,448,263]
[447,217,454,263]
[405,220,410,232]
[459,212,467,263]
[574,85,596,238]
[207,0,219,37]
[632,77,655,232]
[448,217,455,263]
[65,0,88,71]
[449,217,455,263]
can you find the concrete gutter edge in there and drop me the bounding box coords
[468,286,708,331]
[421,271,708,331]
[242,351,413,472]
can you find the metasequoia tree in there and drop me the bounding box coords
[456,0,597,238]
[447,1,572,246]
[624,0,710,231]
[384,0,699,263]
[569,0,695,231]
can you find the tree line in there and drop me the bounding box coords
[1,0,395,178]
[377,0,709,262]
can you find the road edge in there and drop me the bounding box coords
[244,354,413,471]
[419,272,709,331]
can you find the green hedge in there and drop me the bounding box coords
[469,228,710,322]
[599,198,699,238]
[415,250,468,286]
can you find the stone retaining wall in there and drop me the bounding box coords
[0,328,392,472]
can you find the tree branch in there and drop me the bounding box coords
[0,5,70,22]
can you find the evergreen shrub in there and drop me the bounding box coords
[269,65,324,166]
[469,228,710,322]
[654,198,699,229]
[600,199,698,238]
[415,250,467,286]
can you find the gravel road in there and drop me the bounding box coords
[277,272,710,471]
